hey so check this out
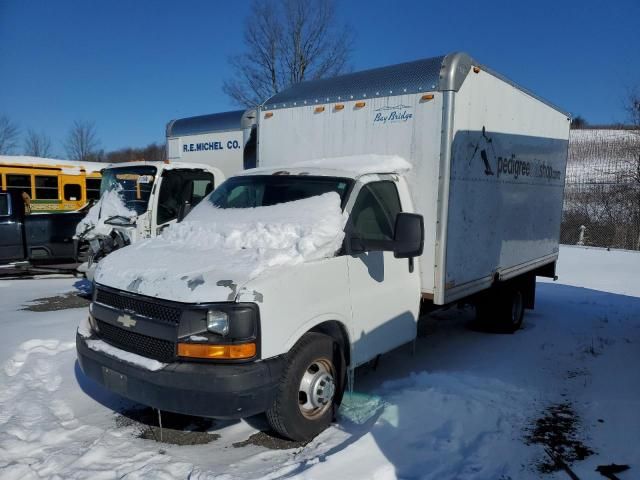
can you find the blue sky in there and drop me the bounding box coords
[1,0,638,155]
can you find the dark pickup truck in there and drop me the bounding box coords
[0,191,85,266]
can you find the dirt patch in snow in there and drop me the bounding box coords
[524,402,594,473]
[233,431,309,450]
[116,407,220,445]
[22,292,90,311]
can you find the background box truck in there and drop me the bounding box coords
[77,52,570,442]
[166,109,257,177]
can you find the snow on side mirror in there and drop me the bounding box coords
[393,213,424,259]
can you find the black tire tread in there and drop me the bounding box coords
[266,332,338,441]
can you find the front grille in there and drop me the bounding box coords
[97,320,176,363]
[96,288,181,325]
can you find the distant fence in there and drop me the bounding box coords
[560,129,640,250]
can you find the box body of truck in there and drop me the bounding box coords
[258,52,570,304]
[166,109,257,178]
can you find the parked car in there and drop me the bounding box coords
[0,190,85,266]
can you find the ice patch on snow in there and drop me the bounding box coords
[85,339,166,371]
[75,185,137,237]
[95,192,346,302]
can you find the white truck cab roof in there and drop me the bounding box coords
[235,154,411,181]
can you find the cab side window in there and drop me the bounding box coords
[349,181,402,247]
[157,170,214,225]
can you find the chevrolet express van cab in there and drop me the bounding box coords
[77,52,570,441]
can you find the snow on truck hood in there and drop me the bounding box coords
[75,186,137,237]
[94,192,346,303]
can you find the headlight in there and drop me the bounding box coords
[207,310,229,336]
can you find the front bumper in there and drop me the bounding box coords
[76,333,284,419]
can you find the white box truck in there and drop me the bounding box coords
[166,109,257,177]
[77,52,570,441]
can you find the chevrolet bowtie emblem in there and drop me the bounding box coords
[116,313,137,328]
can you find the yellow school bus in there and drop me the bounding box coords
[0,156,106,213]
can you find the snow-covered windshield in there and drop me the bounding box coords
[206,175,352,210]
[100,166,157,215]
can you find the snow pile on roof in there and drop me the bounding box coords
[75,186,137,237]
[251,154,412,176]
[95,192,346,302]
[293,154,411,175]
[0,155,107,174]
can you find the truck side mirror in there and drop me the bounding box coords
[393,213,424,259]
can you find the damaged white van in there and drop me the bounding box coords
[77,52,570,441]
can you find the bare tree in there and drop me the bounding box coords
[570,115,588,129]
[224,0,353,106]
[24,129,53,157]
[627,87,640,128]
[0,115,19,154]
[64,120,100,161]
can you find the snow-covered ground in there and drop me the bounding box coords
[0,246,638,479]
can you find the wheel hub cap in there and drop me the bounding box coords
[299,360,335,417]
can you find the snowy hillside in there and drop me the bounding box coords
[0,246,638,479]
[567,129,639,184]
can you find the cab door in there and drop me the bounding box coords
[153,169,215,234]
[345,178,422,366]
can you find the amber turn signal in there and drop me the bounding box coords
[355,101,366,108]
[178,342,256,359]
[421,94,434,101]
[334,103,345,111]
[264,112,274,118]
[314,106,325,113]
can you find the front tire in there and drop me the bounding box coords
[266,332,345,441]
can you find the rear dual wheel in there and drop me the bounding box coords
[476,286,525,333]
[266,332,345,441]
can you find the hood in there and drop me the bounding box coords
[94,192,346,303]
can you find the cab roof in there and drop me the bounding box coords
[236,154,412,180]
